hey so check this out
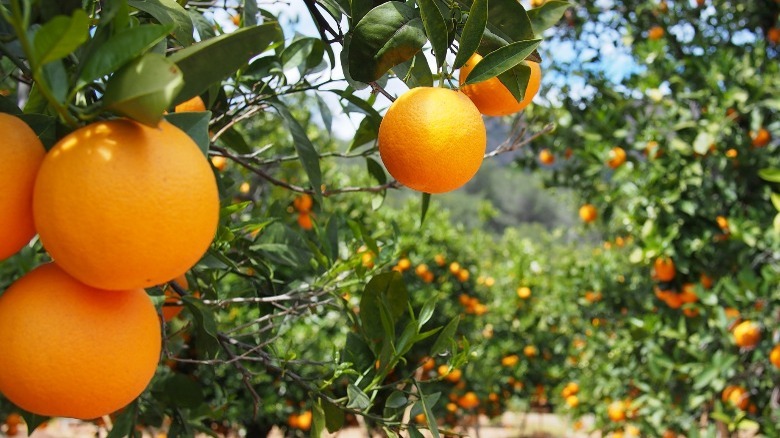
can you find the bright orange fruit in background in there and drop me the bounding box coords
[732,320,760,348]
[459,54,542,117]
[654,257,676,282]
[0,263,161,419]
[579,204,597,223]
[0,113,46,260]
[174,95,207,112]
[33,119,219,290]
[378,87,486,193]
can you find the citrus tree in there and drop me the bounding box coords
[0,0,568,436]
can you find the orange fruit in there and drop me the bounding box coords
[716,215,729,230]
[296,410,312,431]
[654,257,676,282]
[174,95,206,112]
[458,392,479,409]
[679,283,698,303]
[566,395,579,408]
[297,212,314,230]
[378,87,486,193]
[434,254,446,266]
[607,146,626,168]
[162,274,188,321]
[415,263,429,277]
[210,155,228,171]
[769,345,780,369]
[645,140,661,159]
[579,204,598,223]
[293,194,313,213]
[421,357,436,372]
[287,413,299,429]
[231,14,241,26]
[664,292,683,309]
[449,262,461,275]
[33,119,219,290]
[456,268,470,282]
[539,148,555,165]
[501,354,520,367]
[0,113,46,260]
[607,400,627,422]
[722,385,749,410]
[648,25,665,40]
[700,273,713,289]
[523,345,538,357]
[750,128,771,148]
[396,257,411,272]
[0,263,161,419]
[733,320,760,348]
[768,28,780,44]
[517,286,532,299]
[459,54,542,117]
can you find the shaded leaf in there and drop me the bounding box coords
[33,8,89,66]
[417,0,449,68]
[463,39,541,85]
[128,0,194,46]
[527,0,571,35]
[453,0,488,69]
[269,100,323,195]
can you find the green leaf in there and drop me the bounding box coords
[321,398,345,433]
[349,117,380,151]
[106,402,137,438]
[280,37,326,75]
[452,0,488,69]
[19,411,49,435]
[311,401,326,438]
[418,297,436,328]
[349,2,427,83]
[40,60,67,104]
[183,295,221,358]
[157,374,205,408]
[347,383,371,410]
[417,0,449,68]
[17,114,58,149]
[128,0,194,46]
[527,0,571,35]
[269,100,323,195]
[392,52,434,88]
[408,426,425,438]
[386,390,408,409]
[483,0,535,41]
[420,192,431,226]
[164,111,212,156]
[497,62,531,102]
[430,315,459,356]
[360,272,409,340]
[103,52,184,127]
[758,168,780,183]
[32,9,90,67]
[77,24,172,88]
[169,23,282,104]
[412,387,441,438]
[463,39,541,85]
[771,192,780,211]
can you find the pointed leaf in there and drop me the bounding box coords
[392,52,433,88]
[347,383,371,410]
[453,0,488,69]
[360,272,409,340]
[420,192,431,226]
[164,111,212,156]
[269,100,323,195]
[77,24,172,88]
[430,315,459,356]
[33,9,90,66]
[497,62,531,102]
[527,0,571,35]
[103,52,184,127]
[349,2,427,83]
[128,0,194,46]
[321,398,345,433]
[169,23,282,104]
[463,39,541,85]
[758,168,780,183]
[417,0,449,68]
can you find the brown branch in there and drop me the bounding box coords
[484,123,555,159]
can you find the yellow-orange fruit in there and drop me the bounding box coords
[769,345,780,369]
[293,194,313,213]
[297,212,314,230]
[608,400,627,422]
[648,26,665,40]
[654,257,676,282]
[607,146,627,168]
[750,128,771,148]
[33,119,219,290]
[539,148,555,165]
[0,113,46,260]
[458,391,480,409]
[733,320,760,348]
[459,54,542,117]
[174,95,207,112]
[579,204,598,223]
[378,87,486,193]
[0,263,161,419]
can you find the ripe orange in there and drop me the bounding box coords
[654,257,676,282]
[607,146,627,169]
[566,395,579,408]
[458,391,479,409]
[722,385,749,410]
[716,215,729,230]
[539,148,555,165]
[459,54,542,117]
[700,273,713,289]
[162,274,190,322]
[750,128,771,148]
[33,119,219,290]
[679,283,698,303]
[733,320,760,348]
[293,194,313,213]
[297,212,314,230]
[768,28,780,44]
[523,345,538,358]
[607,400,627,422]
[378,87,486,193]
[434,253,446,266]
[501,354,520,367]
[396,257,411,272]
[421,357,436,372]
[296,411,312,431]
[645,140,661,159]
[769,345,780,369]
[174,95,207,112]
[210,155,228,171]
[517,286,532,299]
[648,26,665,40]
[579,204,598,223]
[449,262,461,275]
[456,268,470,282]
[0,113,46,260]
[0,263,161,419]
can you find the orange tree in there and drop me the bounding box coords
[518,0,780,436]
[0,0,569,436]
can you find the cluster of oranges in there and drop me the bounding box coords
[378,54,541,194]
[0,114,219,419]
[293,193,314,230]
[561,381,580,408]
